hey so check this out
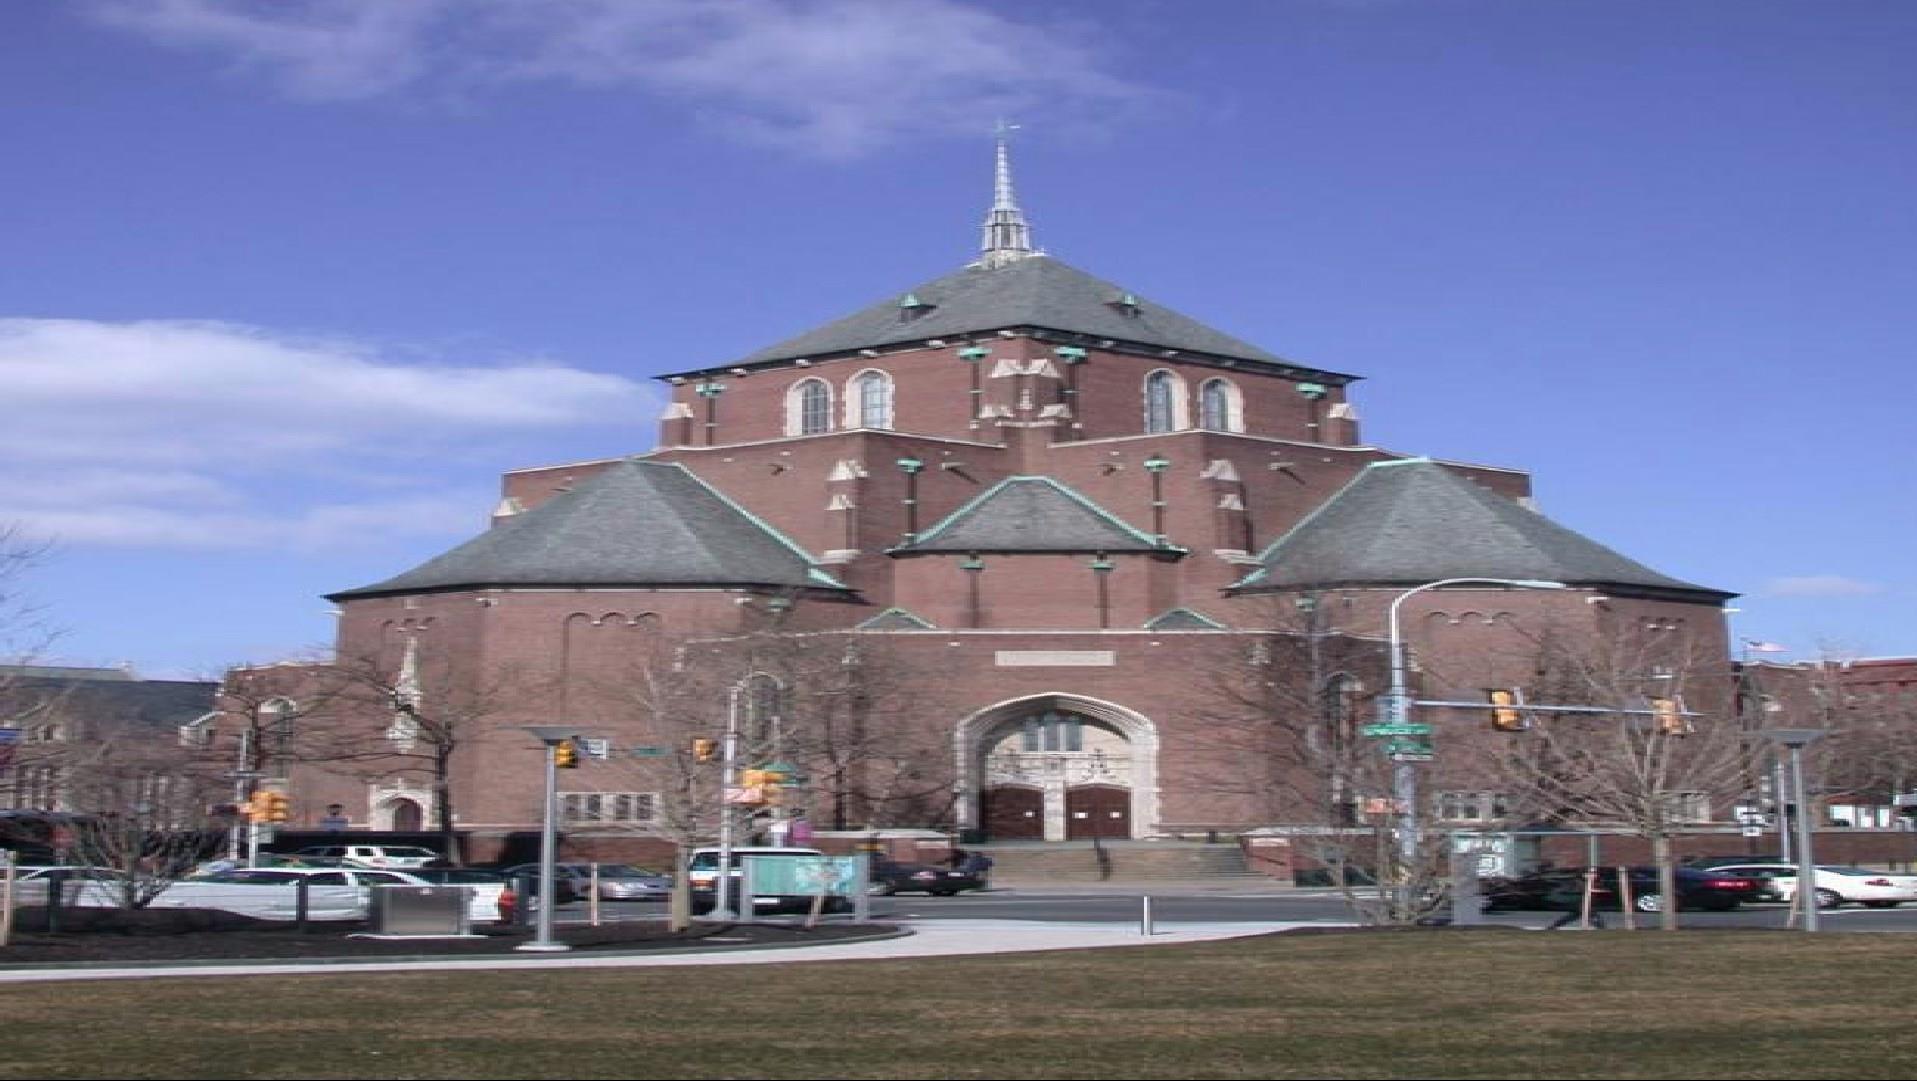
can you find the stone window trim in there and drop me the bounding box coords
[1143,369,1190,434]
[1198,376,1244,433]
[786,377,835,436]
[845,368,896,430]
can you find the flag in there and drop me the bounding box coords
[1743,640,1789,653]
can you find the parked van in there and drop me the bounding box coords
[685,846,849,914]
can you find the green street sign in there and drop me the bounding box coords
[628,745,669,757]
[1362,723,1433,738]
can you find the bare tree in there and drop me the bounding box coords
[1475,627,1755,930]
[1187,595,1462,925]
[575,622,951,929]
[49,733,228,908]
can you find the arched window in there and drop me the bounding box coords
[851,370,894,430]
[1020,709,1086,752]
[1143,370,1186,433]
[786,379,833,436]
[1199,378,1242,432]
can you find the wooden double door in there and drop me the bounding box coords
[980,783,1131,841]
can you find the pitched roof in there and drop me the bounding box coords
[895,476,1180,555]
[1232,459,1732,600]
[727,256,1338,372]
[1,675,217,733]
[330,459,846,599]
[855,608,938,631]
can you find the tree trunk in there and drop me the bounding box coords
[1651,832,1679,932]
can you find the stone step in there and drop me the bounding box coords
[970,842,1275,882]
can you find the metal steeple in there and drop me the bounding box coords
[978,120,1037,269]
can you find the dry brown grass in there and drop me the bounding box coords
[4,929,1914,1079]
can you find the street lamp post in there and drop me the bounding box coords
[517,725,581,952]
[1381,577,1566,910]
[706,682,745,922]
[1760,728,1827,932]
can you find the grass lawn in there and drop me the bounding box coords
[3,929,1914,1080]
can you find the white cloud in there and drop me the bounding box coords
[0,318,651,550]
[86,0,1153,157]
[1762,575,1886,598]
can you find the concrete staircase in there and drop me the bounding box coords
[977,840,1276,885]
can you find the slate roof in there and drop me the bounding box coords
[1,673,217,734]
[1232,459,1733,600]
[330,459,846,599]
[725,255,1343,373]
[895,476,1181,555]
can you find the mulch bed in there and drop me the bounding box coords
[0,907,897,966]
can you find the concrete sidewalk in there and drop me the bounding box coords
[0,918,1317,984]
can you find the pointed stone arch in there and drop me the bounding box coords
[952,693,1161,839]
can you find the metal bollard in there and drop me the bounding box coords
[1140,895,1154,936]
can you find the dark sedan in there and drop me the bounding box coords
[870,861,981,897]
[1484,866,1762,913]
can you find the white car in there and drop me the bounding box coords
[1705,863,1917,909]
[146,867,479,921]
[8,866,130,908]
[293,844,443,869]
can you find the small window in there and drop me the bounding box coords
[561,792,659,824]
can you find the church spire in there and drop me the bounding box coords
[978,120,1037,269]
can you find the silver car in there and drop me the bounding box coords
[502,862,671,901]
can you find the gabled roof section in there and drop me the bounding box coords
[895,476,1181,555]
[1232,459,1732,601]
[330,459,847,600]
[855,608,938,631]
[728,256,1327,371]
[1144,608,1227,631]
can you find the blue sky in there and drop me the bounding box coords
[3,0,1913,675]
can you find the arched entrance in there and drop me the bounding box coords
[383,797,423,832]
[957,696,1160,841]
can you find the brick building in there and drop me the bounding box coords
[256,141,1741,860]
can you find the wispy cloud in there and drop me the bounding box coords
[0,318,652,550]
[86,0,1154,157]
[1762,575,1886,598]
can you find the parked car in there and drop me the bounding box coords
[499,863,670,902]
[400,867,518,922]
[294,844,443,869]
[1484,866,1763,913]
[144,867,464,921]
[8,866,130,907]
[1686,854,1785,870]
[686,846,849,914]
[1697,862,1917,909]
[869,860,981,897]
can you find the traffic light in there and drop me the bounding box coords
[262,791,290,823]
[692,737,718,762]
[1488,688,1527,731]
[553,739,580,769]
[245,790,272,823]
[1651,697,1689,735]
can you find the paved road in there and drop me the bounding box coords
[579,885,1917,931]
